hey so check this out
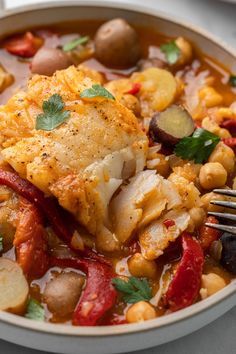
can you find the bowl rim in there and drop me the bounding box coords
[0,0,236,337]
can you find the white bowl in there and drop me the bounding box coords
[0,1,236,353]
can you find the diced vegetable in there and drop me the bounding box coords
[165,233,204,311]
[4,32,43,58]
[199,216,222,251]
[0,258,29,313]
[50,257,117,326]
[149,105,195,145]
[14,198,49,278]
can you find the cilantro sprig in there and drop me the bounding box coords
[112,277,152,303]
[228,75,236,87]
[174,128,220,164]
[0,236,3,253]
[160,41,181,65]
[80,84,115,101]
[36,94,70,131]
[25,298,45,321]
[63,36,89,52]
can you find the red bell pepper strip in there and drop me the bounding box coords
[50,257,117,326]
[0,169,109,265]
[4,32,43,58]
[125,82,141,95]
[199,216,222,251]
[14,198,49,278]
[165,233,204,312]
[220,119,236,136]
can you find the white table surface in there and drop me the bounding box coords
[1,0,236,353]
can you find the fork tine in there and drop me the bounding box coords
[210,200,236,210]
[213,189,236,197]
[208,211,236,222]
[205,222,236,235]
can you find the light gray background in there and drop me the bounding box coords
[1,0,236,353]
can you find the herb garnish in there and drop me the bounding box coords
[36,94,70,131]
[228,75,236,87]
[25,298,45,321]
[112,277,152,303]
[0,236,3,253]
[80,84,115,100]
[160,41,181,65]
[174,128,220,164]
[63,36,89,52]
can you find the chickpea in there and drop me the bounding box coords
[128,253,158,279]
[199,162,227,190]
[201,192,226,212]
[126,301,156,323]
[175,37,192,66]
[199,87,223,108]
[187,207,206,232]
[209,142,235,174]
[201,273,226,296]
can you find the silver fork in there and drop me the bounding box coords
[205,189,236,235]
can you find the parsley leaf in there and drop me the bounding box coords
[0,235,3,253]
[80,84,115,101]
[36,94,70,131]
[112,277,152,303]
[160,41,181,64]
[25,298,44,321]
[174,128,220,164]
[229,75,236,87]
[63,36,89,52]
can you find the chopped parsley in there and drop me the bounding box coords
[160,41,181,65]
[112,277,152,303]
[80,84,115,101]
[228,75,236,87]
[36,94,70,131]
[25,298,45,321]
[63,36,89,52]
[0,236,3,253]
[174,128,220,164]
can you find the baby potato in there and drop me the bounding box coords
[94,18,141,68]
[199,162,227,190]
[132,67,177,112]
[31,48,72,76]
[0,258,29,313]
[126,301,156,323]
[43,272,85,317]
